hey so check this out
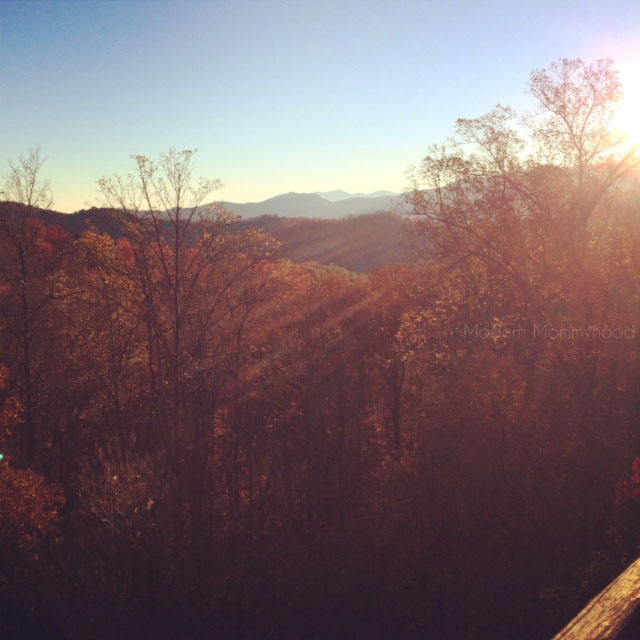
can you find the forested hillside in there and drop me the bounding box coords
[2,59,640,640]
[234,212,406,272]
[0,204,407,274]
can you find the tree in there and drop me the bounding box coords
[0,148,67,464]
[407,58,640,282]
[98,149,230,458]
[97,149,276,569]
[401,61,640,636]
[1,146,53,211]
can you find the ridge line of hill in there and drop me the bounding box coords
[0,202,410,274]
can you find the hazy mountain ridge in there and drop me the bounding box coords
[219,191,405,219]
[313,189,399,202]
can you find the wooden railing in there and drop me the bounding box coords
[553,557,640,639]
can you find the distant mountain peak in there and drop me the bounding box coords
[268,192,326,201]
[218,191,404,220]
[314,189,399,202]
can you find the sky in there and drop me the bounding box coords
[1,0,640,213]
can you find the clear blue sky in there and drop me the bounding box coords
[1,0,639,212]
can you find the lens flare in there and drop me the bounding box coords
[612,68,640,150]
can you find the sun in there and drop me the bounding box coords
[611,68,640,150]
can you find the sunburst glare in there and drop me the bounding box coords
[612,67,640,150]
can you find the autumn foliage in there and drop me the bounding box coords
[1,61,640,639]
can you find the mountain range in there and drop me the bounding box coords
[219,190,405,219]
[313,189,399,202]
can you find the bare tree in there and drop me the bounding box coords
[407,58,640,283]
[98,149,274,463]
[1,146,53,211]
[0,147,60,463]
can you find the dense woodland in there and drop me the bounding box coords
[2,58,640,639]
